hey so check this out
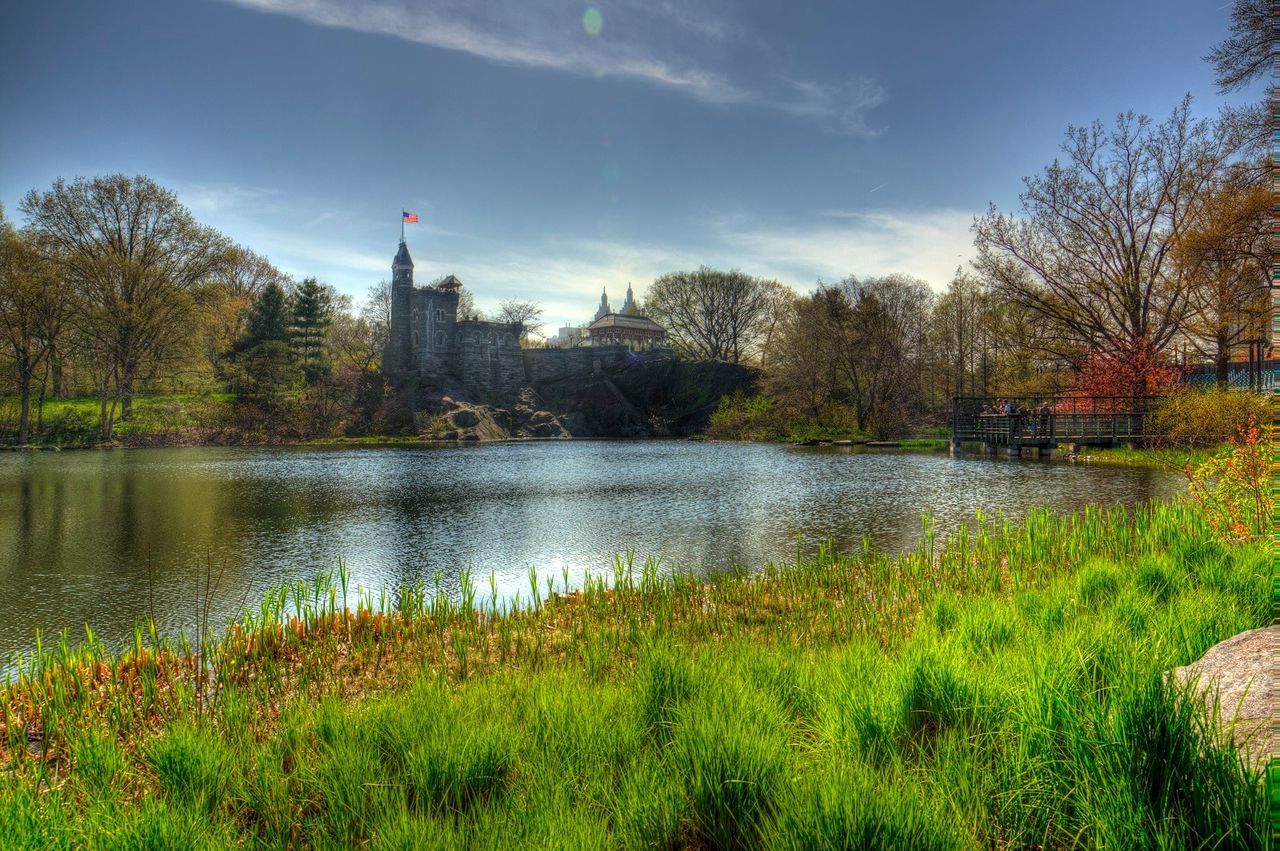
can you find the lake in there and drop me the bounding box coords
[0,441,1182,659]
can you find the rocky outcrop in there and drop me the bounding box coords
[418,396,571,441]
[410,354,756,440]
[1169,625,1275,767]
[529,357,756,437]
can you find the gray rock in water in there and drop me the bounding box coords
[1169,625,1275,767]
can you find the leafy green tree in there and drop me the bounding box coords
[20,175,230,439]
[0,209,71,444]
[291,277,332,384]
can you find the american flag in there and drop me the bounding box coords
[402,211,419,223]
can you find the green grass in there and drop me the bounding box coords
[0,394,234,447]
[0,501,1268,848]
[897,437,949,451]
[1082,444,1214,470]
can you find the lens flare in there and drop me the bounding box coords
[582,7,603,36]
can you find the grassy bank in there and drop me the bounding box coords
[1080,444,1215,470]
[0,496,1267,848]
[0,394,236,448]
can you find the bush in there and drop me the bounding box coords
[42,409,99,446]
[1149,388,1268,448]
[1181,419,1269,542]
[706,392,789,441]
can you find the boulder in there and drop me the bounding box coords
[450,409,480,428]
[1169,625,1275,767]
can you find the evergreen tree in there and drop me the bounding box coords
[291,277,332,384]
[237,281,291,351]
[230,282,301,426]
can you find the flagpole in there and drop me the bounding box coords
[400,208,405,243]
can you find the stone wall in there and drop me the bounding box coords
[522,345,663,383]
[454,320,525,399]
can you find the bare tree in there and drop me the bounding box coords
[751,280,794,370]
[833,275,934,436]
[764,275,933,436]
[1207,0,1272,93]
[973,98,1247,395]
[932,270,989,399]
[645,266,772,363]
[496,299,543,341]
[0,212,71,444]
[361,280,392,357]
[764,294,836,418]
[21,175,230,439]
[1175,169,1270,385]
[216,246,291,300]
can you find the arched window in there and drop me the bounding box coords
[411,331,419,347]
[435,332,445,349]
[488,332,495,345]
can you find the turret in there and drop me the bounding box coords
[387,239,415,373]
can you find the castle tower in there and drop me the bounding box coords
[387,239,415,374]
[621,282,637,315]
[594,287,612,321]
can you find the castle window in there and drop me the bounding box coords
[411,331,419,347]
[435,309,444,322]
[488,332,495,345]
[435,332,444,349]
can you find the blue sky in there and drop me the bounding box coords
[0,0,1254,330]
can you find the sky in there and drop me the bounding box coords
[0,0,1256,331]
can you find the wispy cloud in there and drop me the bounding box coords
[221,0,884,135]
[781,77,888,136]
[712,209,977,289]
[170,181,976,332]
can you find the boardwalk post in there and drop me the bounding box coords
[950,397,961,456]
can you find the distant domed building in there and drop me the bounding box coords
[550,284,665,350]
[587,312,666,349]
[587,283,665,350]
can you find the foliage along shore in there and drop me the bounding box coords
[0,478,1268,847]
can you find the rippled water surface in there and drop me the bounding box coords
[0,441,1182,657]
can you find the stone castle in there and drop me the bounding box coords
[385,239,668,403]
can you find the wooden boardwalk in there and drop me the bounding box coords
[950,397,1154,456]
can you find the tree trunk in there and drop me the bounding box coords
[36,362,48,432]
[16,372,31,446]
[120,374,134,422]
[51,348,63,397]
[99,392,111,443]
[1214,331,1230,389]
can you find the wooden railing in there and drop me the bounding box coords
[951,397,1157,447]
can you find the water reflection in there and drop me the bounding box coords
[0,442,1181,658]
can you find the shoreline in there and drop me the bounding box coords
[1,493,1265,846]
